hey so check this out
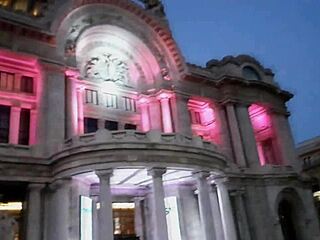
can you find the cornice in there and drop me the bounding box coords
[184,73,293,102]
[206,54,274,76]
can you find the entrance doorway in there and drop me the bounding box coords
[278,199,297,240]
[113,203,138,240]
[0,182,27,240]
[276,188,307,240]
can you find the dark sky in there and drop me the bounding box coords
[162,0,320,144]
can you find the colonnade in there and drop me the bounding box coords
[25,168,238,240]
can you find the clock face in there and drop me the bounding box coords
[85,53,129,84]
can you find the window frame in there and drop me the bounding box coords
[20,75,34,94]
[85,89,99,105]
[105,93,118,109]
[0,105,11,143]
[0,71,15,92]
[123,96,136,112]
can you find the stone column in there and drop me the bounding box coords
[271,110,299,169]
[26,183,45,240]
[65,70,79,138]
[134,197,144,240]
[29,109,37,145]
[92,196,99,240]
[216,179,237,240]
[38,63,65,154]
[49,179,71,240]
[77,87,85,135]
[194,171,216,240]
[235,103,260,167]
[171,93,192,136]
[147,168,169,240]
[231,190,251,240]
[96,169,114,240]
[9,106,21,144]
[216,104,233,159]
[14,73,22,92]
[158,95,173,133]
[225,103,247,167]
[138,98,151,132]
[209,186,224,240]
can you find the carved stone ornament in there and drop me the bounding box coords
[85,53,129,84]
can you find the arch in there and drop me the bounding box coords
[75,24,160,88]
[53,1,186,80]
[242,66,261,80]
[275,188,308,240]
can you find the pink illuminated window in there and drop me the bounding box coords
[0,50,39,146]
[0,105,10,143]
[0,71,14,92]
[188,99,218,143]
[249,104,280,165]
[18,108,30,145]
[21,76,34,93]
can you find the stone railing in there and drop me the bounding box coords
[64,129,217,151]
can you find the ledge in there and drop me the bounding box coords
[50,130,227,178]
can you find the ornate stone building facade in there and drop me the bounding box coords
[0,1,319,240]
[298,136,320,223]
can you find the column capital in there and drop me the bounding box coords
[50,178,72,191]
[11,106,21,112]
[147,167,166,178]
[213,176,229,186]
[65,68,80,79]
[156,91,173,101]
[229,189,246,197]
[235,101,252,108]
[28,183,45,191]
[220,99,238,106]
[95,169,113,179]
[76,85,86,92]
[138,96,151,105]
[192,170,210,179]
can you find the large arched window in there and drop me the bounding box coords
[249,104,280,165]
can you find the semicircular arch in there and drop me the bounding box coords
[53,1,187,80]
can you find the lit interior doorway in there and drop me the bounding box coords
[113,202,137,240]
[0,182,27,240]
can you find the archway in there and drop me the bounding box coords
[278,199,297,240]
[276,188,307,240]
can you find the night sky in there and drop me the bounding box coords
[162,0,320,144]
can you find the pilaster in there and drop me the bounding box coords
[9,106,21,144]
[235,103,260,167]
[225,103,247,167]
[26,183,45,240]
